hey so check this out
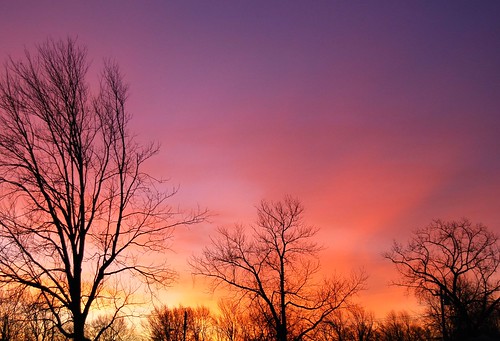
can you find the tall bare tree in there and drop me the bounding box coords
[384,219,499,340]
[0,38,203,341]
[191,196,365,341]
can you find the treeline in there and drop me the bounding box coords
[0,295,458,340]
[146,303,434,341]
[1,280,498,341]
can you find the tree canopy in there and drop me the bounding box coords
[385,219,499,340]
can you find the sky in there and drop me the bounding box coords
[1,1,500,319]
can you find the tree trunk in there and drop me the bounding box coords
[277,324,287,341]
[279,252,287,341]
[73,318,88,341]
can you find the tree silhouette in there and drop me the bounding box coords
[191,196,365,341]
[377,311,432,341]
[385,219,499,340]
[0,38,204,341]
[147,305,213,341]
[319,305,376,341]
[0,289,65,341]
[87,315,136,341]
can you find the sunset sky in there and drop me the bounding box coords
[2,1,500,318]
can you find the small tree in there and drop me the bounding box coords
[377,311,432,341]
[191,196,365,341]
[147,305,214,341]
[214,298,275,341]
[384,219,499,340]
[0,38,204,340]
[321,309,353,341]
[318,306,376,341]
[88,315,136,341]
[213,299,244,341]
[0,288,65,341]
[349,305,376,341]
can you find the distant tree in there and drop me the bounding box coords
[0,288,65,341]
[0,289,24,341]
[320,309,353,341]
[191,196,365,341]
[147,305,214,341]
[0,38,204,341]
[349,305,376,341]
[214,298,274,341]
[317,305,375,341]
[376,311,432,341]
[190,306,213,341]
[148,305,186,341]
[88,315,136,341]
[384,219,500,340]
[213,299,241,341]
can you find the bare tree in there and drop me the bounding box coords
[213,299,241,341]
[384,219,500,340]
[191,196,365,341]
[0,288,65,341]
[349,305,376,341]
[320,309,353,341]
[88,315,136,341]
[214,298,275,341]
[0,289,24,341]
[147,305,188,341]
[0,38,204,341]
[316,306,376,341]
[146,305,214,341]
[376,311,432,341]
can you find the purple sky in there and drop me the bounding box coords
[2,1,500,316]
